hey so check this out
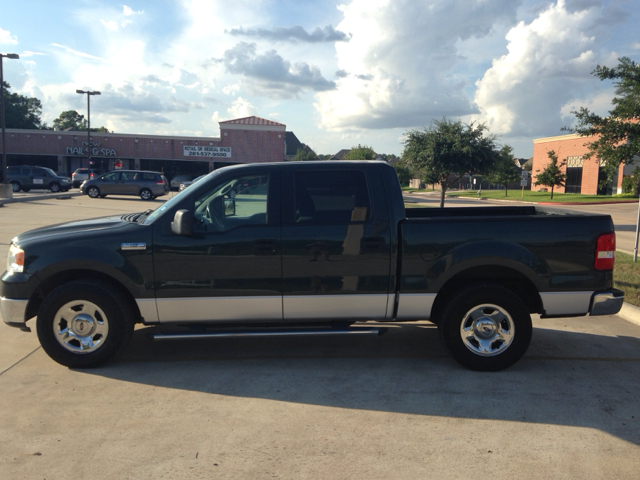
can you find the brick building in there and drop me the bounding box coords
[0,116,290,183]
[532,133,625,195]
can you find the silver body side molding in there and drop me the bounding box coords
[396,293,437,320]
[155,296,282,323]
[283,294,389,320]
[540,291,594,316]
[135,298,159,324]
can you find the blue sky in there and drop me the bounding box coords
[1,0,638,158]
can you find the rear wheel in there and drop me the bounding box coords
[49,182,61,193]
[36,280,135,368]
[436,283,532,371]
[140,188,153,200]
[11,181,21,192]
[87,186,100,198]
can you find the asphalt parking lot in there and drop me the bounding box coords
[1,194,639,479]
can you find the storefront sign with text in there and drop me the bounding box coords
[183,145,231,158]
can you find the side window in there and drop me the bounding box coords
[8,167,19,175]
[294,170,371,224]
[21,167,30,175]
[121,172,137,181]
[193,173,269,232]
[103,172,120,181]
[142,173,157,181]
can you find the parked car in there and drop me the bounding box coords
[81,170,169,200]
[178,174,206,191]
[7,165,72,193]
[1,161,623,370]
[71,168,104,188]
[170,175,194,191]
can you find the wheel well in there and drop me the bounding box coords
[26,270,141,323]
[429,265,542,323]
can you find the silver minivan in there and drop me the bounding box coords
[81,170,169,200]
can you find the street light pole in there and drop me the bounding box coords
[76,89,101,169]
[1,53,20,198]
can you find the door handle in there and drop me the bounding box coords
[253,239,278,255]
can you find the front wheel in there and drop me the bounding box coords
[49,182,61,193]
[36,280,135,368]
[139,188,153,200]
[11,181,21,192]
[87,186,100,198]
[436,283,532,371]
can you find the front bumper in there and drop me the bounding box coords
[590,289,624,316]
[0,297,30,331]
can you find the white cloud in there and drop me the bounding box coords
[100,20,119,31]
[123,5,144,16]
[51,43,105,61]
[211,96,260,124]
[314,0,522,131]
[472,0,624,138]
[20,51,46,58]
[0,27,18,45]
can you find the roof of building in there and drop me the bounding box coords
[285,131,304,156]
[219,116,285,126]
[329,149,351,160]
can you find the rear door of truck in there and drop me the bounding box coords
[281,164,394,321]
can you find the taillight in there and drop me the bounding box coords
[156,180,164,185]
[90,173,95,178]
[595,233,615,270]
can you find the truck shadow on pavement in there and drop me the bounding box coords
[87,322,640,445]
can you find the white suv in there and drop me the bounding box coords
[72,168,104,188]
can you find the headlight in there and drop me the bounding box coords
[7,244,25,273]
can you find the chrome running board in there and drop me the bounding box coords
[148,326,387,341]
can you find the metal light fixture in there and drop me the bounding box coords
[76,89,101,168]
[1,53,20,197]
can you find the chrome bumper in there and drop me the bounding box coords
[0,297,30,331]
[590,290,624,316]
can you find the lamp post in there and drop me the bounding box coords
[76,89,101,169]
[1,53,19,198]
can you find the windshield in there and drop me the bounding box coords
[43,167,58,177]
[141,169,222,225]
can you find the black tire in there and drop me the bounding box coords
[36,280,135,368]
[139,188,153,200]
[22,187,31,192]
[62,188,69,192]
[99,194,108,198]
[436,283,532,371]
[87,186,100,198]
[11,181,21,192]
[49,182,61,193]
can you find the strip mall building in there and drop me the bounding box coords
[532,133,628,195]
[0,116,302,182]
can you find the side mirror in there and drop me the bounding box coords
[224,198,236,216]
[171,209,192,235]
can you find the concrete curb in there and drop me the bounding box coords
[618,302,640,327]
[0,191,83,206]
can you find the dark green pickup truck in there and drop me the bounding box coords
[1,161,623,370]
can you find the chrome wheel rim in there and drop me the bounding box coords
[12,183,20,192]
[140,190,151,200]
[88,187,99,198]
[50,183,60,192]
[53,300,109,354]
[459,304,515,357]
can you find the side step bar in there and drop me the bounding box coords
[148,327,388,341]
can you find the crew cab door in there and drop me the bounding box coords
[281,166,393,321]
[152,169,283,323]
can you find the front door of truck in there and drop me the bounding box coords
[152,170,283,323]
[281,167,393,321]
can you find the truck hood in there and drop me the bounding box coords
[13,215,132,246]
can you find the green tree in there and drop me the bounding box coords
[485,145,521,196]
[535,150,566,199]
[317,154,332,160]
[403,118,500,207]
[2,81,48,129]
[52,109,109,132]
[393,163,413,186]
[567,57,640,185]
[343,144,376,160]
[292,147,319,161]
